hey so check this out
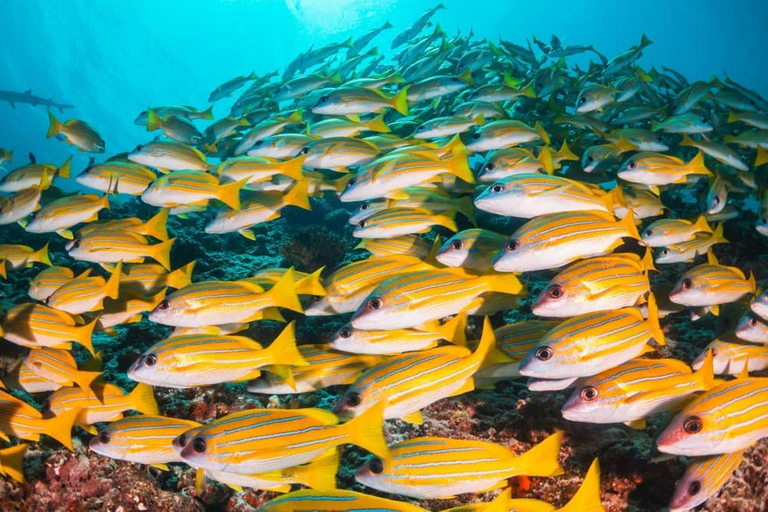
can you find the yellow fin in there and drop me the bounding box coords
[401,410,424,424]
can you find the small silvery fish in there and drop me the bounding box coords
[47,112,105,153]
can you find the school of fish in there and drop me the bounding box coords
[1,3,768,510]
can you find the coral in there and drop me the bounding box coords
[280,226,348,274]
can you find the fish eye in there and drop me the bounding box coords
[451,76,461,82]
[98,431,110,444]
[687,480,702,496]
[134,144,144,151]
[580,386,598,401]
[300,146,310,155]
[491,184,504,193]
[547,284,565,299]
[367,297,383,310]
[628,161,637,169]
[683,416,703,434]
[681,278,693,290]
[586,156,594,163]
[192,437,207,453]
[252,140,264,147]
[657,136,664,142]
[472,132,481,140]
[644,229,653,237]
[711,349,718,357]
[318,95,329,104]
[340,327,353,338]
[484,162,495,171]
[345,392,362,407]
[505,239,520,251]
[177,433,188,447]
[451,240,463,250]
[711,197,720,206]
[311,295,323,302]
[157,299,170,311]
[346,177,356,188]
[416,125,426,132]
[535,346,553,361]
[661,249,670,256]
[72,239,81,249]
[357,220,367,228]
[578,97,586,104]
[748,315,758,327]
[369,457,384,474]
[360,203,369,210]
[145,354,158,366]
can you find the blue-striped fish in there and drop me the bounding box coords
[465,120,549,152]
[68,231,175,270]
[254,489,427,512]
[617,151,711,189]
[692,337,768,375]
[436,229,507,273]
[47,112,105,153]
[75,160,157,196]
[141,170,246,210]
[128,140,211,171]
[669,252,756,310]
[0,242,51,270]
[0,389,79,449]
[641,215,712,247]
[353,207,457,239]
[46,262,122,314]
[735,311,768,343]
[311,86,409,116]
[668,451,744,512]
[28,266,76,301]
[25,348,102,400]
[356,431,563,499]
[1,303,97,354]
[0,157,70,193]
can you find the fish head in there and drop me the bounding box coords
[127,348,172,386]
[140,178,165,206]
[531,277,588,318]
[691,341,735,375]
[656,407,720,457]
[303,294,337,316]
[327,324,362,352]
[348,200,385,225]
[492,233,539,272]
[310,92,338,115]
[561,382,624,424]
[179,429,225,471]
[465,127,490,152]
[581,146,606,173]
[473,180,511,215]
[171,426,203,457]
[668,469,710,512]
[89,425,130,460]
[518,337,575,379]
[333,383,374,420]
[147,293,184,326]
[752,290,768,318]
[575,87,605,113]
[735,312,768,343]
[668,269,712,306]
[654,245,685,265]
[339,170,375,203]
[436,232,472,267]
[350,278,416,330]
[354,455,394,491]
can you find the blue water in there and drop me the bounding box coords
[0,0,766,174]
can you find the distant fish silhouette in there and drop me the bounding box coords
[0,89,74,112]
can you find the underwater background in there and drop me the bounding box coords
[2,1,768,511]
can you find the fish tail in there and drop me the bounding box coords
[266,267,303,314]
[727,111,739,124]
[128,382,160,416]
[101,193,111,211]
[470,316,502,367]
[457,67,474,85]
[486,272,525,296]
[538,146,554,175]
[366,114,391,133]
[47,111,63,139]
[75,370,102,400]
[217,178,247,210]
[103,261,122,300]
[438,312,467,346]
[444,143,475,184]
[755,147,768,167]
[558,459,604,512]
[200,105,215,120]
[390,85,409,116]
[687,151,711,176]
[679,134,696,147]
[693,214,713,234]
[512,431,564,477]
[146,108,162,132]
[342,400,390,459]
[35,241,52,266]
[76,318,98,356]
[267,321,308,369]
[556,139,578,161]
[748,271,757,295]
[294,449,340,489]
[640,247,657,273]
[620,208,641,240]
[57,155,72,179]
[280,154,306,182]
[283,180,311,211]
[142,208,170,241]
[711,223,728,244]
[151,237,176,271]
[295,267,326,296]
[502,72,522,89]
[167,260,196,289]
[0,444,27,483]
[478,489,511,512]
[519,81,537,99]
[44,408,79,450]
[695,349,716,390]
[534,121,550,145]
[0,260,6,279]
[435,209,458,233]
[645,293,666,346]
[456,195,477,226]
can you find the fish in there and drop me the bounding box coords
[46,382,159,434]
[89,415,202,469]
[235,110,304,155]
[307,114,390,139]
[328,314,466,355]
[668,451,744,512]
[248,344,385,395]
[751,289,768,320]
[302,136,380,171]
[435,229,507,274]
[350,269,523,330]
[0,444,27,484]
[354,235,432,259]
[24,193,110,239]
[133,105,214,125]
[413,114,485,139]
[147,268,302,327]
[705,173,728,214]
[128,141,211,172]
[575,84,616,113]
[334,317,503,423]
[641,215,713,247]
[177,401,389,474]
[47,112,105,153]
[28,265,77,301]
[656,377,768,456]
[254,489,427,512]
[669,252,756,310]
[312,86,409,116]
[68,231,175,270]
[216,154,305,186]
[0,389,79,449]
[355,431,563,499]
[146,108,204,145]
[519,295,665,380]
[127,321,306,388]
[1,303,97,354]
[466,120,549,152]
[493,210,642,273]
[655,224,728,264]
[617,152,712,189]
[735,311,768,343]
[692,337,768,375]
[24,348,102,400]
[141,171,246,210]
[75,160,158,195]
[0,156,70,193]
[209,72,257,102]
[110,261,194,297]
[476,147,554,182]
[96,289,167,332]
[0,178,45,226]
[0,88,73,112]
[561,352,715,428]
[0,242,52,270]
[353,207,457,239]
[651,113,713,134]
[46,262,122,315]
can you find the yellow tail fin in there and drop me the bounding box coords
[36,241,52,266]
[103,261,122,300]
[280,155,306,182]
[711,223,728,244]
[559,459,605,512]
[266,267,303,313]
[217,178,247,210]
[534,121,550,145]
[343,400,390,459]
[75,370,102,401]
[57,156,72,179]
[283,180,311,211]
[511,431,565,478]
[45,408,79,450]
[695,349,715,390]
[47,111,63,139]
[151,238,176,271]
[76,318,98,356]
[687,151,711,176]
[435,210,458,233]
[128,382,160,416]
[266,321,308,371]
[556,139,578,161]
[645,293,666,346]
[366,114,391,133]
[538,146,555,175]
[620,209,642,240]
[755,147,768,168]
[295,268,326,296]
[390,86,409,116]
[0,444,27,483]
[438,313,467,346]
[444,144,475,184]
[146,108,162,132]
[693,214,713,234]
[142,209,170,241]
[469,317,499,367]
[293,449,340,490]
[167,260,195,289]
